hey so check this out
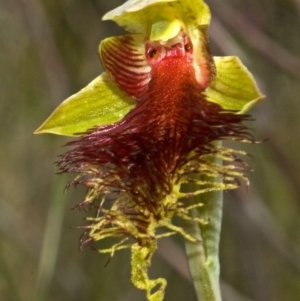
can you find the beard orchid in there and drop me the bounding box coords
[35,0,264,300]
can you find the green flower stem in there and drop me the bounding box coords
[184,147,223,301]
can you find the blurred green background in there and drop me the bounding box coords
[1,0,300,300]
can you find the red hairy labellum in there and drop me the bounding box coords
[59,65,250,206]
[58,29,252,243]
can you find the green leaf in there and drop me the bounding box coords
[204,56,265,113]
[34,72,135,136]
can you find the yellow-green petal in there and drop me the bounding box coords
[191,25,216,88]
[34,73,135,136]
[204,56,265,113]
[103,0,210,36]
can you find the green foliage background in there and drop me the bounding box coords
[0,0,299,300]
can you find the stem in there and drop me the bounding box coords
[184,145,223,301]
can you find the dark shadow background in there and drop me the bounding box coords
[0,0,300,300]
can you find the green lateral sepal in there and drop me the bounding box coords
[204,56,265,113]
[34,72,135,136]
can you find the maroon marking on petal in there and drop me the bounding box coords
[100,35,151,99]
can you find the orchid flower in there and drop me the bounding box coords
[35,0,264,300]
